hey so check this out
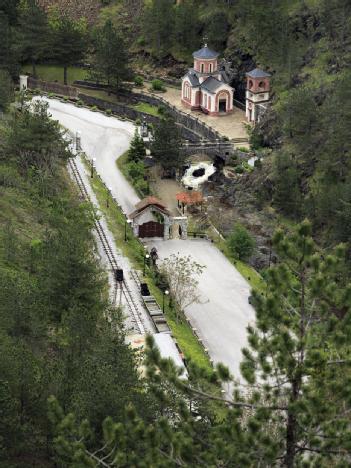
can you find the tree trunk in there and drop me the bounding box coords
[285,404,297,468]
[64,66,68,86]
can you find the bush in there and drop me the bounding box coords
[254,158,262,168]
[227,223,255,261]
[135,178,149,196]
[106,109,112,115]
[48,92,54,98]
[134,75,143,87]
[157,105,167,115]
[235,165,244,174]
[76,100,83,107]
[91,105,98,112]
[151,79,165,92]
[237,146,249,153]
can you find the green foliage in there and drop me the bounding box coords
[142,0,175,60]
[134,75,143,86]
[151,79,166,92]
[227,223,256,260]
[6,100,70,175]
[0,69,13,112]
[0,103,152,465]
[151,115,184,171]
[90,19,131,90]
[17,0,49,77]
[48,10,88,85]
[128,129,146,163]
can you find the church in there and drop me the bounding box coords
[181,44,234,116]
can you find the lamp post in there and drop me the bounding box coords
[91,157,96,178]
[163,290,169,313]
[75,131,81,152]
[124,219,132,242]
[106,186,112,208]
[143,254,150,276]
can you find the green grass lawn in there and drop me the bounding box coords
[132,102,160,116]
[216,238,265,293]
[22,64,87,85]
[81,156,211,371]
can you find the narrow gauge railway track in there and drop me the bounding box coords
[68,157,147,335]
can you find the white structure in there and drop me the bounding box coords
[181,44,234,115]
[19,75,28,91]
[245,68,271,123]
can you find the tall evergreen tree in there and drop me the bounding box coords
[91,20,131,90]
[48,10,87,85]
[128,129,146,162]
[17,0,49,77]
[151,115,184,173]
[142,0,174,60]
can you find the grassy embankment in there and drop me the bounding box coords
[81,157,211,371]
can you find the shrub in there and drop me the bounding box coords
[254,158,262,168]
[91,105,98,112]
[106,109,112,115]
[151,79,165,92]
[237,146,249,153]
[63,96,69,101]
[134,75,143,87]
[235,165,244,174]
[157,105,167,115]
[135,178,149,196]
[76,100,83,107]
[48,92,54,98]
[227,223,255,261]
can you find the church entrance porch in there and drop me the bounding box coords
[219,99,227,113]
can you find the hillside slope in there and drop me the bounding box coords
[38,0,102,24]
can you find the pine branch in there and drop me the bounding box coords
[179,382,288,411]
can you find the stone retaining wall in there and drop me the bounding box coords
[78,93,201,142]
[74,80,227,142]
[28,77,78,99]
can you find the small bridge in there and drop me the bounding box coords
[181,139,236,161]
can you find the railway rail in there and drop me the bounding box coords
[68,156,147,335]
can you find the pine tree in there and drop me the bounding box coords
[91,20,131,91]
[128,129,146,162]
[0,69,13,112]
[151,115,184,173]
[17,0,49,77]
[48,10,87,85]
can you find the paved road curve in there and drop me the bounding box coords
[41,98,256,382]
[38,97,139,214]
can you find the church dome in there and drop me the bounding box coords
[193,45,219,60]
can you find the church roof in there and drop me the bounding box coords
[246,68,271,78]
[184,70,200,87]
[200,76,224,93]
[193,45,219,60]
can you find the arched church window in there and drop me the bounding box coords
[201,63,204,73]
[259,81,265,89]
[209,63,212,73]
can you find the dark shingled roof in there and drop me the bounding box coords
[184,70,200,87]
[193,45,219,60]
[200,76,223,93]
[246,68,271,78]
